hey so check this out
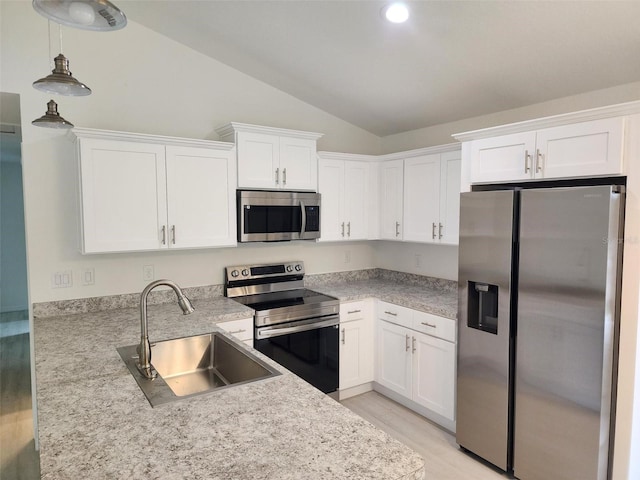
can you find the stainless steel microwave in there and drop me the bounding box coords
[237,190,321,242]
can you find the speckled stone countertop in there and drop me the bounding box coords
[306,270,458,320]
[34,296,425,480]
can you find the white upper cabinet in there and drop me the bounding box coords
[73,129,236,254]
[318,153,372,241]
[216,123,323,191]
[464,117,625,184]
[403,154,440,242]
[379,159,404,240]
[439,151,462,244]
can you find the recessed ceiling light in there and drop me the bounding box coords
[383,3,410,24]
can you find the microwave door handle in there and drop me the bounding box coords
[300,200,306,238]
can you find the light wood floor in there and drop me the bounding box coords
[341,391,508,480]
[1,311,40,480]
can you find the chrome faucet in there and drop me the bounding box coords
[136,279,195,379]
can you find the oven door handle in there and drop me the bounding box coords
[299,200,307,238]
[256,315,340,339]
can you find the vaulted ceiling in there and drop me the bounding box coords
[120,1,640,136]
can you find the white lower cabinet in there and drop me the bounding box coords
[218,317,254,347]
[376,301,456,427]
[339,300,374,391]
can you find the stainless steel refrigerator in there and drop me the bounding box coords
[457,184,623,480]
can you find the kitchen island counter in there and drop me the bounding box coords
[34,296,425,480]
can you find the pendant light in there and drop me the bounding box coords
[32,100,74,129]
[32,0,127,31]
[33,22,91,96]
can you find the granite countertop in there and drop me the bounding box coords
[34,296,425,480]
[307,274,458,320]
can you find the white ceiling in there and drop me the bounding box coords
[120,1,640,137]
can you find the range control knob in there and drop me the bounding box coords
[242,269,250,276]
[286,265,293,272]
[230,270,239,278]
[295,264,302,271]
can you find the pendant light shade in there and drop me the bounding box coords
[32,0,127,31]
[33,53,91,96]
[32,100,74,129]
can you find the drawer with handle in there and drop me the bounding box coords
[378,301,412,328]
[339,300,371,322]
[412,310,455,343]
[218,317,253,342]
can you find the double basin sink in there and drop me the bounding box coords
[117,332,280,407]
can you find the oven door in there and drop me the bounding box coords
[254,315,339,393]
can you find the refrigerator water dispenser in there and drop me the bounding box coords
[467,281,498,334]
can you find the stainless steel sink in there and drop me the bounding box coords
[117,332,280,407]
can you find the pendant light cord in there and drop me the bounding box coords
[59,23,63,54]
[47,20,52,69]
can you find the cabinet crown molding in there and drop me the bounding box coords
[215,122,324,141]
[317,151,379,162]
[319,143,461,163]
[452,100,640,142]
[69,127,235,150]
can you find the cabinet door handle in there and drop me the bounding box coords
[347,309,361,314]
[412,336,416,354]
[347,221,351,237]
[395,221,400,237]
[405,334,410,352]
[283,168,287,185]
[384,311,398,316]
[275,168,280,185]
[341,222,345,237]
[228,328,247,335]
[524,150,531,174]
[421,322,436,328]
[161,225,166,245]
[438,223,443,239]
[341,327,346,345]
[171,225,176,245]
[432,222,437,239]
[535,149,543,173]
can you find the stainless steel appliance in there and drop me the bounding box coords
[457,184,624,480]
[225,261,340,393]
[237,190,321,242]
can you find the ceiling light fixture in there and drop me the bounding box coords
[32,100,74,129]
[32,0,127,31]
[383,2,410,24]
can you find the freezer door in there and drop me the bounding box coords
[515,186,621,480]
[457,190,515,471]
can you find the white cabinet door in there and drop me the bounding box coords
[536,117,624,179]
[279,137,317,191]
[439,151,462,245]
[379,159,404,240]
[377,320,412,398]
[318,159,345,241]
[237,131,280,189]
[165,146,236,249]
[340,317,374,390]
[470,132,536,183]
[344,161,369,240]
[78,138,166,253]
[403,154,440,243]
[411,331,456,420]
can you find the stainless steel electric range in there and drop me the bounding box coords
[224,261,340,393]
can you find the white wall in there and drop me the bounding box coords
[0,2,380,303]
[373,241,458,281]
[381,81,640,152]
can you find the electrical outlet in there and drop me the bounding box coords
[344,251,351,264]
[143,265,154,282]
[415,254,421,268]
[82,268,95,286]
[51,270,73,289]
